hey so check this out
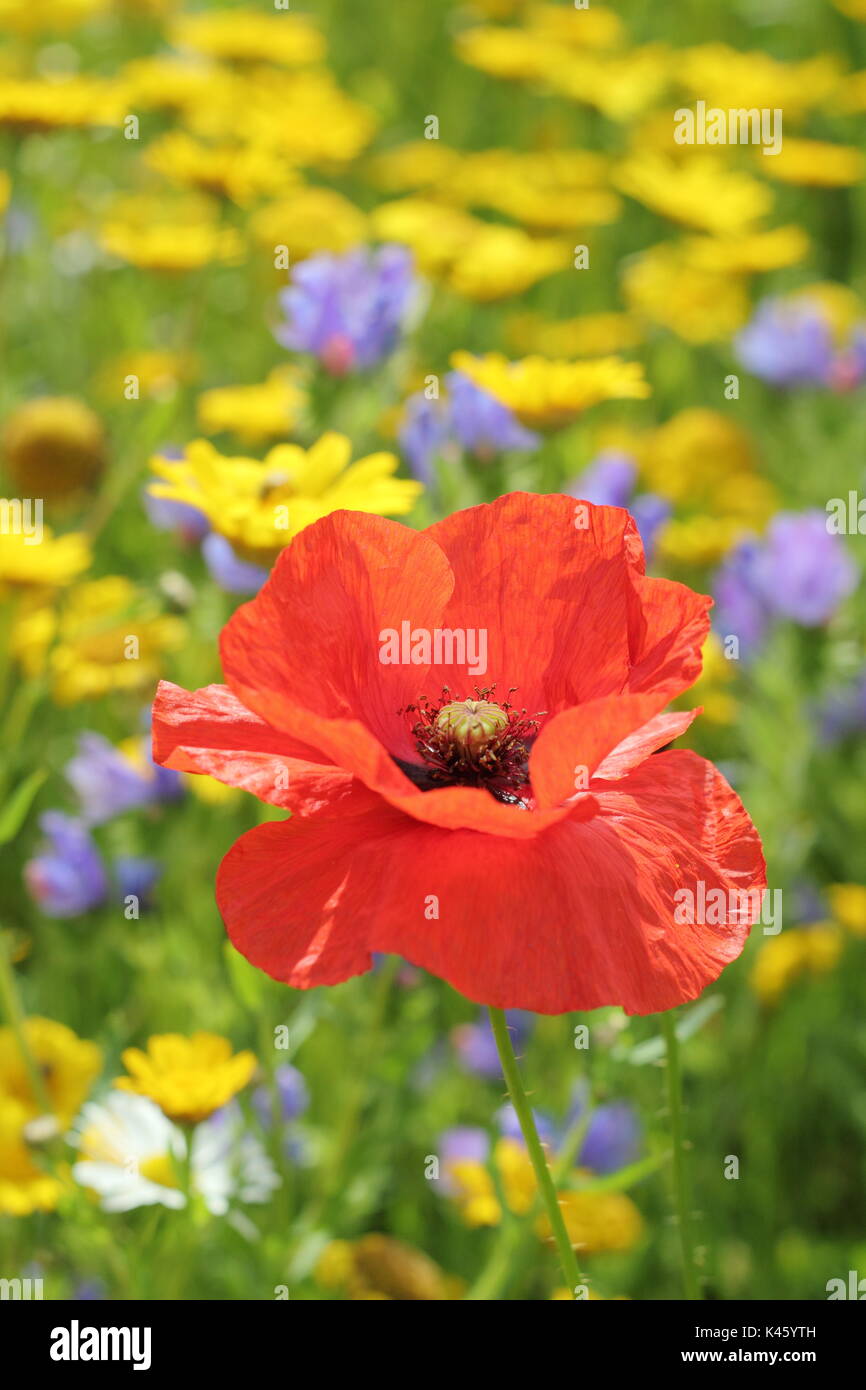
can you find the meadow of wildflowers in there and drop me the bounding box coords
[1,0,866,1312]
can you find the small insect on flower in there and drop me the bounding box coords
[153,492,766,1015]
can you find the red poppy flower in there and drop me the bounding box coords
[152,492,765,1015]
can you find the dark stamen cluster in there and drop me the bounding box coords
[399,686,545,806]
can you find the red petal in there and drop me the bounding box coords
[530,692,676,808]
[217,751,765,1014]
[593,708,699,780]
[626,570,712,701]
[424,492,636,710]
[152,680,363,813]
[220,511,454,761]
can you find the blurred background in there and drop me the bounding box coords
[1,0,865,1300]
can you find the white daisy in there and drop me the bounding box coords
[70,1092,279,1214]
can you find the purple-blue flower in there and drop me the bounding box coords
[114,857,161,909]
[496,1103,557,1149]
[202,533,269,595]
[253,1063,310,1128]
[65,733,157,825]
[64,732,183,825]
[143,454,210,541]
[447,372,539,458]
[754,513,857,625]
[24,813,108,918]
[570,449,637,508]
[579,1105,641,1174]
[630,493,672,557]
[399,372,539,482]
[735,298,836,387]
[452,1008,534,1080]
[714,512,857,658]
[275,245,417,374]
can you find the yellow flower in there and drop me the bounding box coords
[443,1138,535,1227]
[0,528,91,591]
[636,409,776,566]
[0,1017,102,1128]
[144,132,299,206]
[526,3,625,50]
[750,926,844,1006]
[641,408,756,504]
[506,311,643,358]
[149,433,422,564]
[183,772,242,807]
[446,225,570,300]
[168,10,325,67]
[545,45,672,122]
[94,351,198,404]
[250,188,368,263]
[678,225,810,275]
[542,1189,643,1254]
[455,26,559,82]
[3,396,106,501]
[0,169,9,218]
[115,1033,257,1124]
[0,0,108,33]
[451,351,649,429]
[366,140,463,193]
[98,195,243,273]
[0,1013,98,1214]
[759,139,865,188]
[374,146,618,232]
[316,1235,461,1301]
[369,198,481,275]
[827,884,866,938]
[678,46,843,122]
[11,576,186,704]
[0,1094,65,1216]
[186,70,376,166]
[793,282,863,343]
[118,57,225,115]
[615,153,772,236]
[622,241,749,343]
[196,368,306,444]
[0,76,124,133]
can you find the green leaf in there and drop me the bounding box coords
[223,940,267,1012]
[0,769,46,847]
[620,995,724,1065]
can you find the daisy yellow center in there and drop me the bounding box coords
[139,1154,180,1189]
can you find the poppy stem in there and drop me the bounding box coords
[660,1010,700,1300]
[488,1006,583,1293]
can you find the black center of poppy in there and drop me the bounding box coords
[394,686,544,806]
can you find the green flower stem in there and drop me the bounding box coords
[488,1006,583,1292]
[660,1010,700,1300]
